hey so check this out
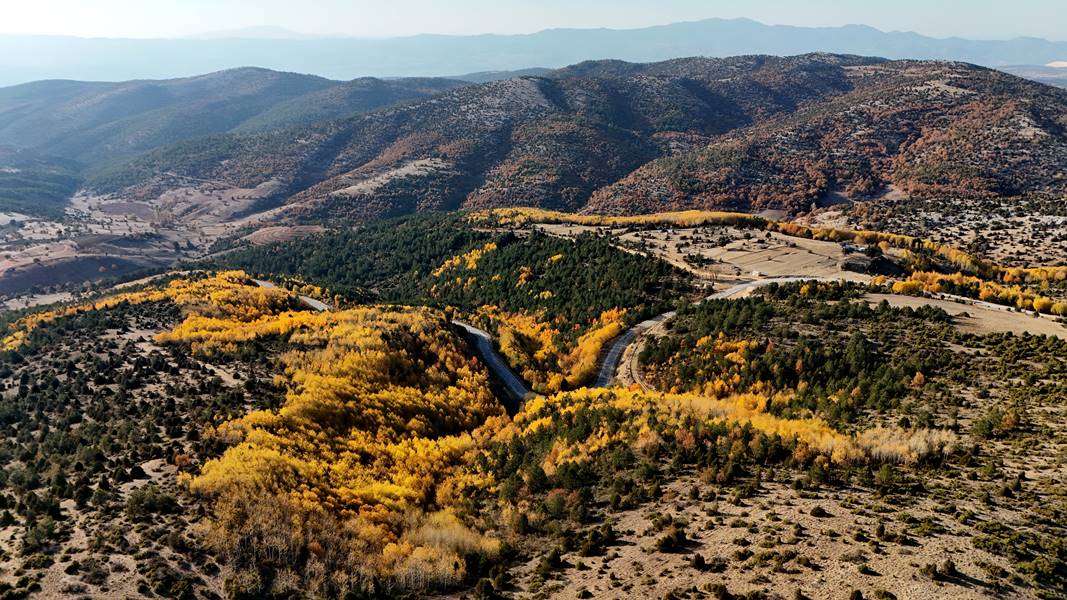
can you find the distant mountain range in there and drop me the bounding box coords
[184,26,348,41]
[3,51,1067,297]
[3,18,1067,86]
[85,54,1067,221]
[0,69,467,165]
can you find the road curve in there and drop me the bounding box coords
[452,320,530,414]
[297,295,331,312]
[592,277,838,389]
[253,279,330,312]
[254,278,528,411]
[593,313,675,388]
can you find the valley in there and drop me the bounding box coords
[0,25,1065,600]
[0,186,272,300]
[3,54,1067,302]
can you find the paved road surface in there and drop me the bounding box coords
[592,276,837,388]
[255,278,528,410]
[593,313,675,388]
[296,295,331,311]
[452,320,530,413]
[593,275,1067,390]
[253,279,330,312]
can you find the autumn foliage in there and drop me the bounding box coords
[0,270,967,597]
[426,230,684,392]
[892,271,1067,315]
[2,271,295,350]
[147,282,499,596]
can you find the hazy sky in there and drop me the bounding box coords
[0,0,1063,41]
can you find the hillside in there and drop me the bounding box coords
[0,226,1063,598]
[586,60,1067,214]
[231,76,469,132]
[0,68,466,164]
[214,212,690,392]
[90,54,1067,221]
[0,147,81,218]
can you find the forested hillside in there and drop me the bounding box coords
[87,54,1067,221]
[1,266,1060,598]
[212,213,493,297]
[587,61,1067,213]
[215,212,691,391]
[0,147,82,218]
[0,69,465,165]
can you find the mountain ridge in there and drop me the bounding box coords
[0,69,468,165]
[86,54,1067,222]
[4,18,1067,86]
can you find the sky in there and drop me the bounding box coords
[0,0,1063,41]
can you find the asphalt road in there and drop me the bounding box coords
[254,275,838,401]
[452,320,530,413]
[592,276,838,389]
[592,313,675,388]
[253,279,330,312]
[254,278,529,410]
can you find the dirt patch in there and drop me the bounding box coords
[330,158,451,197]
[96,201,157,221]
[151,179,283,226]
[2,291,74,311]
[866,293,1067,339]
[537,223,871,285]
[506,476,1025,600]
[0,255,152,295]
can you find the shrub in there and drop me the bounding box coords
[972,406,1022,439]
[125,485,178,518]
[655,525,688,552]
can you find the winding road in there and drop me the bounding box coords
[452,277,837,403]
[254,278,530,412]
[452,320,530,414]
[592,313,674,388]
[253,275,838,406]
[592,276,837,389]
[254,271,1063,408]
[253,279,330,312]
